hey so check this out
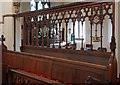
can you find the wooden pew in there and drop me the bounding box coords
[2,47,117,84]
[8,69,61,85]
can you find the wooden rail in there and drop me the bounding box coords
[13,2,116,52]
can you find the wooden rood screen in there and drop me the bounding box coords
[14,2,115,52]
[2,2,118,85]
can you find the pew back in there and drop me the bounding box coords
[3,49,113,84]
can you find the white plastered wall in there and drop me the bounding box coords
[0,1,2,84]
[1,1,14,51]
[118,1,120,77]
[0,1,30,52]
[0,1,3,39]
[115,1,120,77]
[0,0,14,84]
[15,2,30,52]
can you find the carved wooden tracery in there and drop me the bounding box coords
[15,2,115,52]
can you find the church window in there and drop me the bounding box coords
[30,0,50,11]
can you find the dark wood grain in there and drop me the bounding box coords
[2,49,117,84]
[1,2,117,84]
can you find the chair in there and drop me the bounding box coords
[97,47,107,52]
[86,44,93,50]
[63,42,76,49]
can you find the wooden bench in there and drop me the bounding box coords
[2,47,117,84]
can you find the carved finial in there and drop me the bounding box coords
[0,35,7,50]
[110,36,116,53]
[1,35,5,44]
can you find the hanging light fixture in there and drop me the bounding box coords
[92,16,100,42]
